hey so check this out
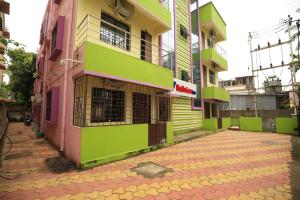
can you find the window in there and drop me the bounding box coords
[204,102,210,119]
[207,38,214,48]
[181,70,190,82]
[100,12,130,51]
[50,16,65,60]
[46,91,52,121]
[180,24,188,39]
[193,65,202,108]
[45,87,60,124]
[51,26,57,54]
[158,96,170,122]
[91,88,125,123]
[132,93,151,124]
[209,70,215,84]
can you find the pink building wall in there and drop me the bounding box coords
[35,0,82,166]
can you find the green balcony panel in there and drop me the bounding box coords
[203,86,229,102]
[192,2,226,42]
[201,48,228,71]
[83,41,174,90]
[128,0,172,33]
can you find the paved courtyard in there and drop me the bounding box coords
[0,123,300,200]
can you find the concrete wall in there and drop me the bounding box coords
[275,117,297,135]
[240,117,263,132]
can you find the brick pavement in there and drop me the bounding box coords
[0,123,299,200]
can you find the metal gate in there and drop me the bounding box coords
[148,123,166,146]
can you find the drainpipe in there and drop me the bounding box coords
[60,0,76,152]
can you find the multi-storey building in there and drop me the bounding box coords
[219,76,255,95]
[0,0,10,86]
[33,0,229,167]
[191,1,229,131]
[33,0,174,168]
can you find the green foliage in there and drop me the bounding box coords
[6,48,36,107]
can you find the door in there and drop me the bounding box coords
[203,65,207,87]
[148,123,166,146]
[141,31,152,62]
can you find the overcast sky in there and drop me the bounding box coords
[6,0,300,90]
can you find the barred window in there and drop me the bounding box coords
[158,96,170,122]
[91,88,125,123]
[100,12,130,51]
[132,93,151,124]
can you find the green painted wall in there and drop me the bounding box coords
[198,2,226,40]
[201,48,228,71]
[166,122,174,144]
[136,0,171,29]
[203,86,230,102]
[222,118,231,129]
[275,117,297,135]
[83,41,173,90]
[203,118,217,131]
[231,118,240,126]
[80,124,148,167]
[240,117,263,132]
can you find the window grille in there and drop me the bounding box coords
[100,12,130,51]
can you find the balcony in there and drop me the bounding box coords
[203,86,229,102]
[76,15,174,90]
[201,46,228,71]
[193,2,226,42]
[193,43,228,72]
[126,0,172,33]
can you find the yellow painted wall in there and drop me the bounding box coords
[201,32,219,87]
[172,97,203,133]
[77,76,167,127]
[175,0,191,78]
[76,0,160,65]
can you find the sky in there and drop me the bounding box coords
[5,0,300,90]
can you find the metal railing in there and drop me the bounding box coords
[192,42,227,59]
[76,14,173,69]
[159,0,170,10]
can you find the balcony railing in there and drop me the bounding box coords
[159,0,170,10]
[77,14,173,70]
[192,42,227,59]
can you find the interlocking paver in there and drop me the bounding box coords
[1,123,299,199]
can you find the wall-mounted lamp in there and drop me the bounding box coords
[59,59,83,66]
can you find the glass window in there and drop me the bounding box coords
[100,12,130,51]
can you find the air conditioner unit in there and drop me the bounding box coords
[113,0,134,19]
[209,30,216,40]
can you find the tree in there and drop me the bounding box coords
[6,48,36,108]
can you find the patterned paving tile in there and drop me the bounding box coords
[0,123,299,199]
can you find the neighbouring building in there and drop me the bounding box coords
[191,1,229,131]
[219,76,254,95]
[33,0,229,168]
[0,0,9,86]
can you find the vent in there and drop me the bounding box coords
[113,0,134,19]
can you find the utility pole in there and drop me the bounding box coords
[249,33,258,117]
[287,15,298,115]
